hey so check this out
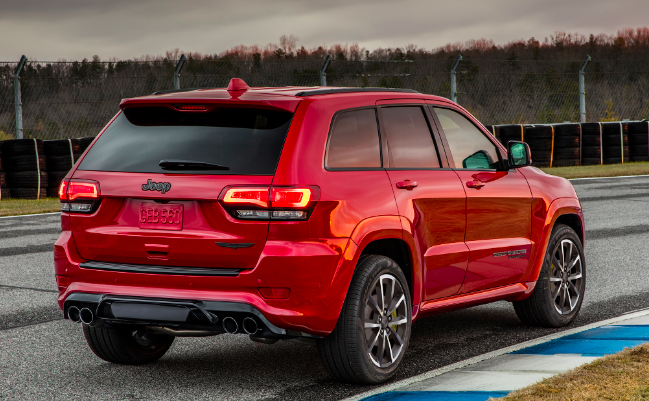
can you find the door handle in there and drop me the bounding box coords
[396,180,418,189]
[466,180,485,189]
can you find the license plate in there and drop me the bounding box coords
[139,204,183,231]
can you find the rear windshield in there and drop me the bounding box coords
[78,107,294,175]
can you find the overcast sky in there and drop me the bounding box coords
[1,0,648,61]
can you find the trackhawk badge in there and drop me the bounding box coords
[494,249,527,259]
[142,179,171,194]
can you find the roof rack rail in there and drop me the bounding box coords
[152,87,213,96]
[295,88,419,97]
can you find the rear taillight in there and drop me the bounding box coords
[219,186,319,221]
[59,179,101,214]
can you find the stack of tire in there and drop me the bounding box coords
[44,139,84,198]
[628,121,649,162]
[1,139,47,199]
[579,123,602,165]
[550,124,581,167]
[520,125,553,167]
[601,122,629,164]
[0,145,8,199]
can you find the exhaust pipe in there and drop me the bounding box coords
[222,317,238,334]
[79,308,94,325]
[242,317,258,335]
[68,306,81,323]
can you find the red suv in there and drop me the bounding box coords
[54,79,585,384]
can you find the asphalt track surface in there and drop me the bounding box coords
[1,175,649,400]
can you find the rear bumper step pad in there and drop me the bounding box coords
[80,261,241,276]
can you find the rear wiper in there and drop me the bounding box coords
[159,159,230,170]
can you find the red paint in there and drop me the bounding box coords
[55,87,584,336]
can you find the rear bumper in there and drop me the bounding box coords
[64,292,302,338]
[54,230,356,336]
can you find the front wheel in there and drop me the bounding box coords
[514,224,586,327]
[317,255,412,384]
[83,324,174,364]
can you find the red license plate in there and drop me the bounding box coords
[139,204,183,231]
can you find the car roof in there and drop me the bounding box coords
[119,86,451,112]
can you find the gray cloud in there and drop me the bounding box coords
[1,0,647,61]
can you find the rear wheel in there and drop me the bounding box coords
[514,224,585,327]
[317,255,411,384]
[82,325,174,364]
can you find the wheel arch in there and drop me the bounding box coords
[359,238,414,304]
[347,216,422,310]
[522,197,584,283]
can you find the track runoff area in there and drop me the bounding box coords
[1,175,648,401]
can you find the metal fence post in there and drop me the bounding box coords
[450,54,463,103]
[173,54,186,90]
[14,55,27,139]
[579,55,591,123]
[320,55,332,87]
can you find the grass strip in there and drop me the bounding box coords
[501,343,649,400]
[0,198,60,217]
[540,161,649,179]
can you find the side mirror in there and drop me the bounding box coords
[507,141,531,168]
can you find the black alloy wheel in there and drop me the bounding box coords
[317,255,412,384]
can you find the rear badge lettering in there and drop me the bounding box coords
[142,179,171,194]
[494,249,527,259]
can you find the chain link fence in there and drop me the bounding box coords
[1,57,648,140]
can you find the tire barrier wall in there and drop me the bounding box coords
[0,137,94,199]
[490,121,649,168]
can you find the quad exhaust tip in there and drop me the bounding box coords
[222,317,239,334]
[79,308,94,325]
[242,317,258,335]
[68,306,81,323]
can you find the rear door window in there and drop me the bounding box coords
[380,106,440,168]
[77,107,293,175]
[326,108,381,169]
[433,107,500,169]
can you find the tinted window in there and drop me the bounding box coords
[434,107,500,169]
[78,107,293,175]
[381,107,440,168]
[326,109,381,169]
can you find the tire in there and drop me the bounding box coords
[10,188,46,199]
[1,188,10,199]
[553,147,580,159]
[7,171,48,188]
[317,255,412,384]
[580,157,602,166]
[47,155,75,171]
[6,156,47,172]
[82,324,174,365]
[1,139,44,157]
[630,144,648,156]
[46,187,60,198]
[44,139,83,156]
[603,157,630,165]
[513,224,585,327]
[581,146,601,159]
[48,170,69,188]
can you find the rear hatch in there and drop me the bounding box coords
[69,104,295,269]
